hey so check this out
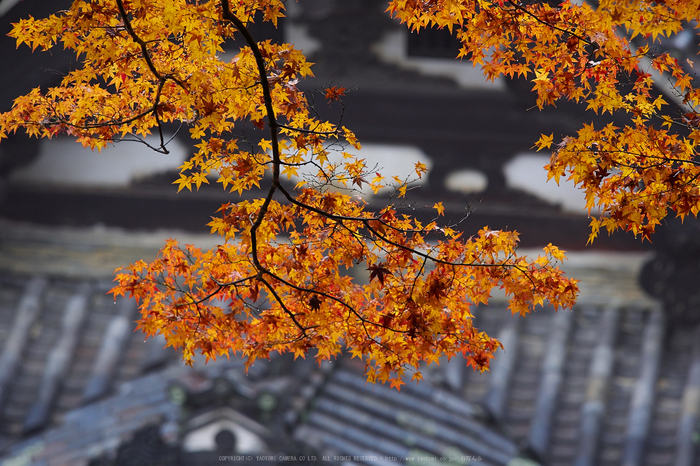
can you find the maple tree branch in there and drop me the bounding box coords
[220,0,280,134]
[275,184,382,223]
[567,147,700,168]
[116,0,165,82]
[175,286,225,309]
[219,3,403,309]
[504,0,594,47]
[114,0,187,154]
[272,182,533,282]
[257,274,310,336]
[364,219,522,270]
[210,272,259,288]
[40,105,155,132]
[220,0,285,281]
[259,266,411,334]
[277,180,468,237]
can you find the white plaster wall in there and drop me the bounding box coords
[9,136,188,187]
[503,153,588,214]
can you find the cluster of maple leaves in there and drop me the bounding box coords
[390,0,700,242]
[1,0,697,387]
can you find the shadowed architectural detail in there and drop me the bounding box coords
[1,0,699,465]
[639,219,700,329]
[675,326,700,466]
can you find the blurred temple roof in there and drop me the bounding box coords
[1,221,699,466]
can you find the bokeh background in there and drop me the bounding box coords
[1,1,697,466]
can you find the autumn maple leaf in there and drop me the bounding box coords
[308,295,322,311]
[2,0,588,387]
[367,264,391,286]
[324,86,347,102]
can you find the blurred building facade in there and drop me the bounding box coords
[2,1,700,466]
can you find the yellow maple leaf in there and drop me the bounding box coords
[535,133,554,150]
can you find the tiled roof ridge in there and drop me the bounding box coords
[621,309,665,465]
[475,301,700,466]
[526,304,574,458]
[3,269,700,465]
[0,273,180,457]
[81,297,138,404]
[4,366,181,465]
[23,282,92,434]
[675,326,700,466]
[318,377,518,463]
[0,276,48,410]
[299,363,529,465]
[573,305,621,465]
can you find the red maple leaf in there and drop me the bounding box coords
[324,86,347,102]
